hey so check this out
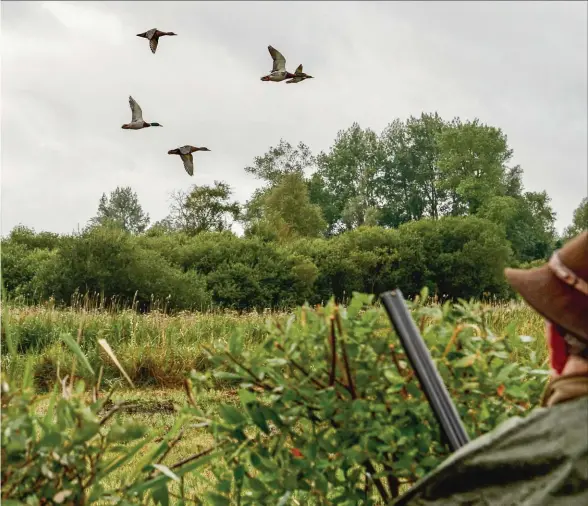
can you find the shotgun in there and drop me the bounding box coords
[380,289,470,452]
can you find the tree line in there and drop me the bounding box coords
[2,112,586,310]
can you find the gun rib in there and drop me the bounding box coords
[380,289,470,452]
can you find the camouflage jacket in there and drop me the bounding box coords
[393,395,588,506]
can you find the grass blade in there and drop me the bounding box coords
[98,338,135,388]
[60,333,95,378]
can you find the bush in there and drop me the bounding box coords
[2,216,514,311]
[185,291,548,503]
[1,339,215,505]
[2,292,548,504]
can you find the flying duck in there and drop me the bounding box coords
[121,96,162,129]
[260,46,296,82]
[168,145,211,176]
[286,64,314,84]
[136,28,177,54]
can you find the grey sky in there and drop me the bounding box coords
[2,1,586,236]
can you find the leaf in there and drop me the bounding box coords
[53,490,73,504]
[205,492,231,506]
[229,331,243,356]
[98,338,134,388]
[518,335,535,343]
[452,354,477,368]
[60,333,95,377]
[277,491,292,506]
[151,464,180,482]
[218,404,247,425]
[267,358,288,367]
[238,388,257,408]
[151,484,170,506]
[213,371,243,381]
[97,435,155,480]
[247,405,270,434]
[505,385,528,399]
[495,362,518,382]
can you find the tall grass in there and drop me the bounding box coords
[1,297,546,390]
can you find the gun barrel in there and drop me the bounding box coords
[380,289,470,452]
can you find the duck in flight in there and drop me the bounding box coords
[286,64,314,84]
[168,145,211,176]
[121,96,163,130]
[260,46,297,82]
[137,28,177,54]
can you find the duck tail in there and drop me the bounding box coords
[168,149,180,155]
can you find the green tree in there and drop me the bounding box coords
[478,192,557,263]
[247,172,327,241]
[165,181,241,236]
[437,119,515,216]
[563,197,588,240]
[377,113,448,226]
[312,123,383,233]
[88,186,150,234]
[242,140,315,228]
[244,139,314,185]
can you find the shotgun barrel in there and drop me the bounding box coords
[380,289,470,452]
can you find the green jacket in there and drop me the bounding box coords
[394,396,588,506]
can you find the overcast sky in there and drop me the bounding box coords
[2,1,587,236]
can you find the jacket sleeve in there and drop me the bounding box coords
[393,396,588,506]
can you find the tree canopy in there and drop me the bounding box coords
[3,111,573,310]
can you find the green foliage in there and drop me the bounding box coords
[2,214,514,311]
[563,196,588,240]
[2,293,548,504]
[163,181,241,236]
[88,186,150,235]
[2,112,560,309]
[478,193,556,262]
[0,334,215,505]
[248,172,327,241]
[244,139,315,186]
[187,293,548,503]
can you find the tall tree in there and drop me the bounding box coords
[478,191,557,262]
[88,186,150,234]
[244,139,315,186]
[437,118,515,216]
[165,181,241,235]
[243,139,316,226]
[377,113,448,226]
[312,123,382,233]
[563,197,588,240]
[247,172,327,241]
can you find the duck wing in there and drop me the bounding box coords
[294,64,303,75]
[128,96,143,123]
[149,37,159,54]
[145,28,157,39]
[180,153,194,176]
[268,45,286,73]
[179,145,193,155]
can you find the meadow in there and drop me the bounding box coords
[2,296,545,390]
[1,295,550,504]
